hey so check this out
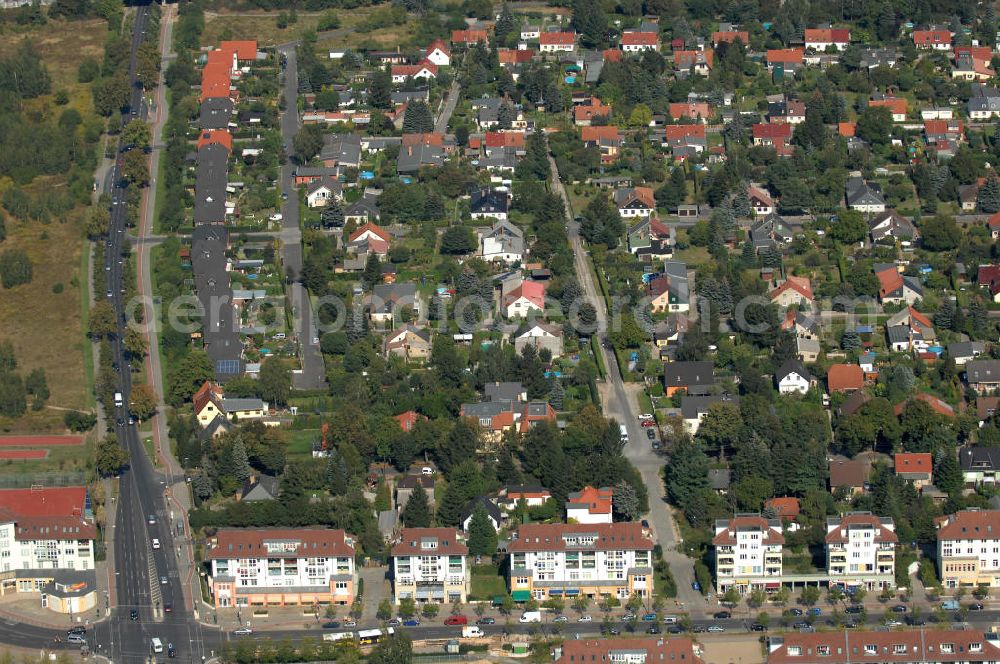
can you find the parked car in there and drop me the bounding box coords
[885,619,904,628]
[845,606,863,614]
[577,615,592,623]
[444,616,468,626]
[67,627,86,636]
[808,607,821,616]
[646,429,656,440]
[749,623,767,632]
[787,608,803,616]
[607,627,620,636]
[402,619,420,627]
[647,625,661,634]
[792,621,810,629]
[642,613,657,622]
[476,617,495,625]
[343,620,357,628]
[233,628,252,636]
[553,616,568,623]
[707,625,725,633]
[322,622,340,629]
[891,605,907,613]
[130,609,139,621]
[387,618,401,627]
[713,611,731,620]
[968,602,984,611]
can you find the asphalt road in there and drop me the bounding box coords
[434,79,461,134]
[276,43,326,390]
[88,4,208,662]
[548,153,703,610]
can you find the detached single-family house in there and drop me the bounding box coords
[565,486,614,524]
[390,61,438,84]
[664,360,714,397]
[805,28,850,51]
[501,280,546,318]
[648,261,689,313]
[869,210,917,244]
[752,123,792,149]
[776,359,812,395]
[868,96,907,122]
[674,49,713,75]
[968,84,1000,120]
[768,276,814,309]
[613,186,656,218]
[424,40,451,66]
[621,31,659,52]
[876,266,923,306]
[514,323,563,358]
[478,220,525,264]
[845,175,886,213]
[913,29,952,50]
[828,364,864,393]
[748,185,774,216]
[305,177,343,208]
[539,32,576,53]
[469,188,510,221]
[459,497,501,533]
[384,325,432,361]
[949,341,985,366]
[966,360,1000,395]
[627,217,673,258]
[370,283,420,326]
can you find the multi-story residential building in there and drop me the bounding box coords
[391,528,468,603]
[712,515,784,593]
[555,637,704,664]
[767,629,1000,663]
[935,509,1000,589]
[825,512,897,590]
[205,528,357,607]
[507,522,654,601]
[0,487,98,614]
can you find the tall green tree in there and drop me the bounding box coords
[258,358,291,407]
[467,502,499,556]
[402,101,434,134]
[401,486,432,527]
[572,0,609,48]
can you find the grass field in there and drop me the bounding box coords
[287,428,319,458]
[469,564,507,601]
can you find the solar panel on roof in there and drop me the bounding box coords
[216,360,241,374]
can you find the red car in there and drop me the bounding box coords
[640,420,655,428]
[444,615,468,626]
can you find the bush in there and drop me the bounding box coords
[64,410,97,432]
[51,282,64,294]
[0,249,33,288]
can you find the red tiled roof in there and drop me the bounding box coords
[509,522,654,552]
[767,48,804,64]
[828,364,864,392]
[752,123,793,140]
[451,29,488,44]
[392,62,438,77]
[876,268,904,298]
[769,629,1000,664]
[220,40,257,61]
[566,486,613,515]
[200,61,232,101]
[955,45,993,60]
[838,122,856,137]
[674,49,713,68]
[348,222,391,243]
[391,527,468,556]
[498,48,533,65]
[765,497,801,520]
[913,29,952,46]
[0,487,97,541]
[394,410,426,432]
[580,125,621,143]
[193,381,224,414]
[977,264,1000,287]
[664,124,707,141]
[925,119,964,136]
[668,102,711,120]
[485,131,526,148]
[894,452,933,476]
[804,28,850,44]
[712,515,785,546]
[539,32,575,45]
[907,306,932,329]
[712,30,748,45]
[503,280,546,310]
[621,31,659,46]
[206,528,355,559]
[894,394,955,418]
[574,100,612,123]
[197,129,233,152]
[869,97,907,116]
[769,275,813,302]
[426,39,450,57]
[825,513,898,544]
[602,48,622,62]
[402,132,445,147]
[936,509,1000,541]
[556,638,704,664]
[989,212,1000,230]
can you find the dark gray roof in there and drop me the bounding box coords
[960,446,1000,472]
[320,134,362,166]
[707,468,731,490]
[484,381,524,403]
[397,144,445,173]
[664,361,714,392]
[200,98,235,130]
[967,360,1000,383]
[459,496,502,526]
[191,225,243,379]
[887,324,915,344]
[391,89,430,105]
[471,188,510,215]
[345,194,380,219]
[194,144,229,224]
[680,394,739,419]
[845,176,884,207]
[949,341,985,359]
[371,283,417,315]
[776,359,810,383]
[241,474,280,501]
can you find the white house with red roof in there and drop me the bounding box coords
[804,28,850,51]
[206,528,357,607]
[391,61,438,84]
[826,512,897,590]
[391,528,468,603]
[768,276,814,309]
[0,487,98,612]
[713,514,784,593]
[620,31,659,52]
[424,39,451,66]
[501,280,546,318]
[539,31,576,53]
[748,184,774,216]
[507,522,654,600]
[565,486,614,524]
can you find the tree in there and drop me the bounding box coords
[494,3,516,43]
[612,479,640,521]
[95,436,129,476]
[86,205,110,239]
[830,210,868,245]
[401,486,432,527]
[166,350,214,406]
[369,68,392,109]
[402,101,434,134]
[363,253,382,290]
[88,301,117,338]
[628,104,652,129]
[376,599,393,621]
[320,201,344,227]
[801,586,820,606]
[572,0,608,48]
[92,72,129,116]
[0,249,32,289]
[129,384,158,421]
[440,226,476,254]
[580,193,623,248]
[121,149,150,186]
[920,214,961,251]
[721,588,741,607]
[124,327,147,360]
[515,129,550,181]
[121,119,151,150]
[663,437,709,511]
[978,176,1000,213]
[856,106,893,146]
[398,597,416,619]
[292,124,325,163]
[258,358,291,406]
[231,438,252,484]
[467,502,498,556]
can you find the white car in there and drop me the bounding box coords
[268,213,283,221]
[707,625,725,633]
[637,413,654,421]
[577,615,592,623]
[421,467,434,475]
[233,627,253,636]
[151,539,160,549]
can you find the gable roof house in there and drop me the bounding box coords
[424,39,451,66]
[451,29,488,46]
[776,359,812,395]
[369,283,420,326]
[539,31,576,53]
[913,28,953,50]
[573,98,613,126]
[469,188,511,221]
[977,264,1000,302]
[768,276,814,309]
[620,31,660,52]
[828,456,872,495]
[668,101,711,122]
[869,210,917,244]
[627,217,673,258]
[948,341,985,366]
[612,186,655,218]
[459,497,502,533]
[390,61,438,84]
[660,124,708,160]
[501,279,546,318]
[884,306,935,352]
[765,48,804,75]
[747,185,774,216]
[383,325,432,362]
[867,96,908,122]
[305,177,343,208]
[565,486,614,524]
[513,322,563,358]
[681,394,739,435]
[966,360,1000,395]
[238,474,280,502]
[752,123,793,151]
[344,194,380,226]
[828,364,864,393]
[876,266,923,306]
[673,49,713,76]
[804,27,850,51]
[648,261,689,314]
[749,213,793,252]
[968,84,1000,120]
[712,30,749,46]
[580,125,623,164]
[845,174,886,213]
[478,219,525,264]
[664,360,714,397]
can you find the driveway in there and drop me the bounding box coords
[549,153,703,612]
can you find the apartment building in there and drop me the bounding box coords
[555,637,704,664]
[391,528,469,603]
[825,512,897,590]
[767,629,1000,663]
[935,509,1000,589]
[713,515,785,593]
[0,487,97,614]
[205,528,357,607]
[507,522,654,601]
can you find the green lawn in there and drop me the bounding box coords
[470,564,507,601]
[287,429,319,458]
